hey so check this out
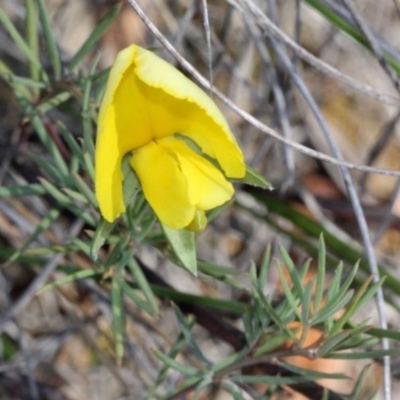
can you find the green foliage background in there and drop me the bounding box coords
[1,1,400,399]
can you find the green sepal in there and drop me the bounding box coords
[161,223,197,275]
[122,154,140,205]
[236,164,273,189]
[90,217,115,261]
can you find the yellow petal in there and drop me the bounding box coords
[95,44,245,222]
[96,48,152,221]
[158,137,234,210]
[130,45,245,178]
[130,140,195,229]
[130,137,234,230]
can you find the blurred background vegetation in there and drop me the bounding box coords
[2,0,400,399]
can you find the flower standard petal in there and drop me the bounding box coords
[129,140,195,230]
[131,46,246,178]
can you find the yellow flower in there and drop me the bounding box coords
[95,44,245,231]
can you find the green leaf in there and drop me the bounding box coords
[193,376,212,400]
[279,245,304,297]
[329,262,359,306]
[230,372,343,385]
[304,0,400,76]
[0,184,46,197]
[93,67,110,101]
[277,361,348,380]
[317,331,352,358]
[122,154,140,205]
[327,349,400,359]
[1,334,18,361]
[261,298,297,342]
[62,188,88,203]
[25,0,40,84]
[126,258,159,315]
[161,223,197,275]
[212,347,250,373]
[71,237,92,256]
[368,328,400,341]
[197,260,245,289]
[0,6,45,78]
[348,365,370,400]
[252,333,289,357]
[311,290,354,325]
[38,177,72,203]
[145,318,196,400]
[37,0,61,79]
[243,190,400,296]
[57,122,84,158]
[90,217,116,261]
[6,207,60,266]
[236,164,273,189]
[111,264,125,364]
[160,377,201,400]
[71,172,98,207]
[38,269,100,294]
[67,4,121,71]
[147,284,246,314]
[36,91,71,114]
[258,245,271,287]
[276,262,301,320]
[173,305,210,366]
[3,74,46,89]
[300,281,313,325]
[0,64,31,98]
[197,261,241,276]
[222,382,244,400]
[39,178,96,225]
[314,234,326,313]
[330,276,379,335]
[22,112,70,180]
[325,262,343,303]
[153,349,200,376]
[122,281,158,315]
[81,54,100,160]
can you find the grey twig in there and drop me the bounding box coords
[341,0,400,95]
[361,112,400,247]
[200,0,214,97]
[230,0,400,107]
[127,0,400,178]
[244,15,295,190]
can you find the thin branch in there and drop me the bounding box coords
[200,0,214,97]
[341,0,400,95]
[244,15,295,190]
[362,111,400,190]
[318,0,400,65]
[230,0,400,107]
[126,0,400,178]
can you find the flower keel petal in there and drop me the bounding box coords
[130,140,195,229]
